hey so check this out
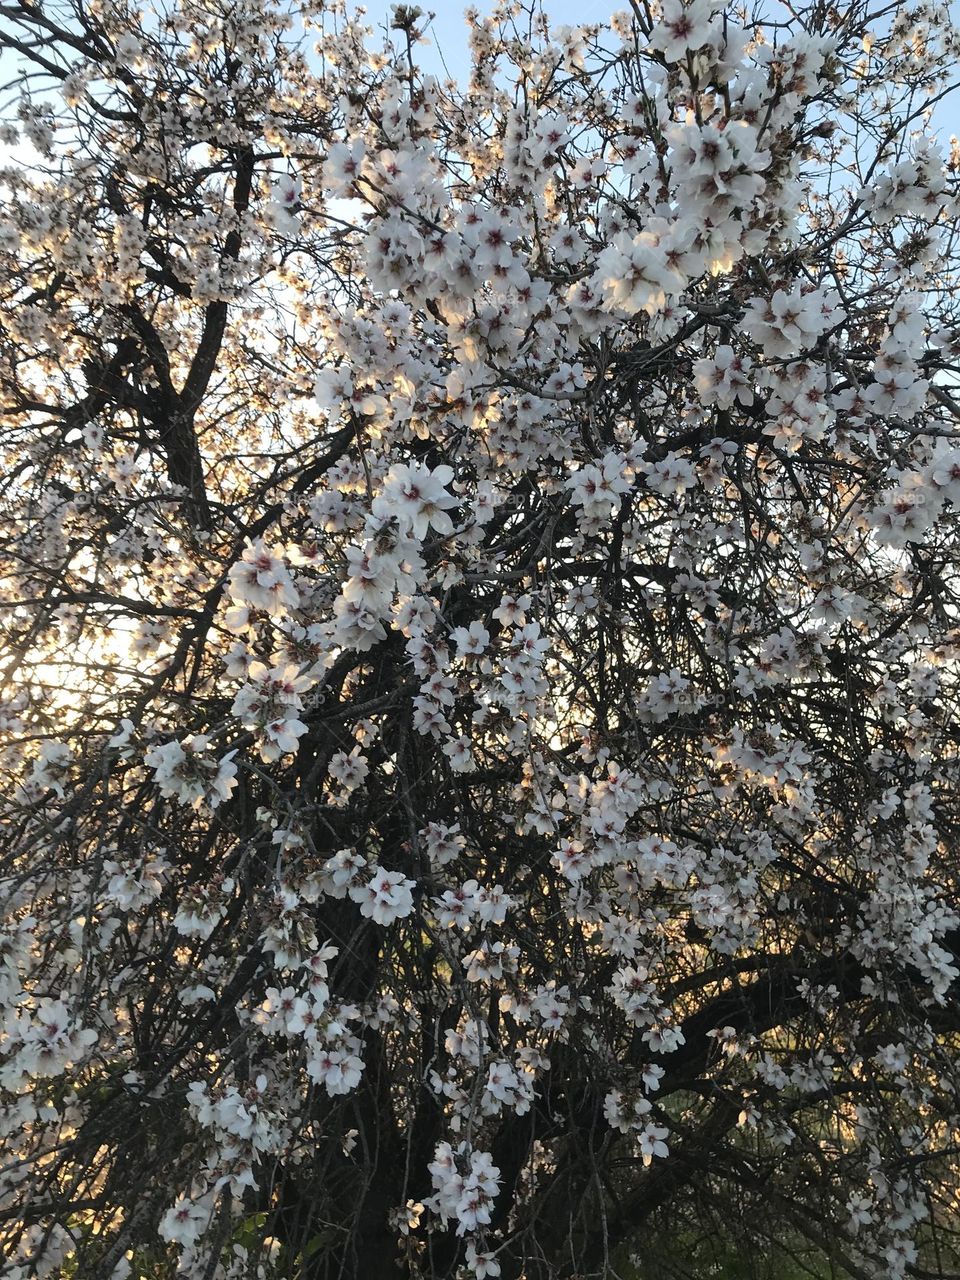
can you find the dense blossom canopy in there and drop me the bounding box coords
[1,0,960,1276]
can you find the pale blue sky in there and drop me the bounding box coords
[1,3,958,149]
[361,0,960,138]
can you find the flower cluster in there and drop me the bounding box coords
[231,662,312,762]
[427,1142,502,1236]
[144,735,238,809]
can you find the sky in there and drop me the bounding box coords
[1,2,959,154]
[359,0,960,137]
[365,0,617,64]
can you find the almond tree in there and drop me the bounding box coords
[2,1,960,1278]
